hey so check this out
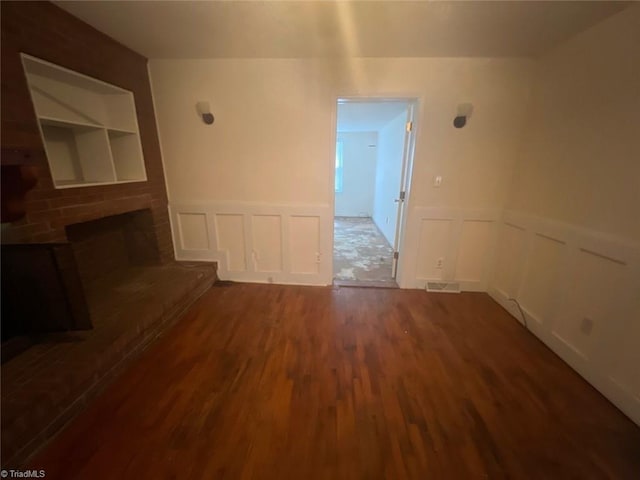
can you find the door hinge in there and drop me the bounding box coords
[406,121,413,132]
[393,251,399,260]
[399,191,405,201]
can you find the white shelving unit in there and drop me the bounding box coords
[21,54,147,189]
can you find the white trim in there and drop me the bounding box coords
[20,53,148,189]
[334,139,344,193]
[402,206,501,290]
[21,53,131,94]
[170,201,333,286]
[489,210,640,426]
[50,178,147,189]
[332,95,421,287]
[489,287,640,426]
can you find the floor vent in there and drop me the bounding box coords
[426,282,461,293]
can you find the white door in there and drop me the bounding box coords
[391,103,415,279]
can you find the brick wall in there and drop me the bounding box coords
[0,1,174,263]
[66,209,160,286]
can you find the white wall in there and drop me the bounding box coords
[372,109,407,246]
[490,5,640,425]
[149,13,639,422]
[334,132,377,217]
[506,6,640,242]
[150,57,532,286]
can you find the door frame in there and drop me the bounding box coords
[329,95,420,287]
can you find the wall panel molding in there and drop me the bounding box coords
[401,206,501,290]
[169,202,333,285]
[489,210,640,425]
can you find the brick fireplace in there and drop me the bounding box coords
[0,2,217,468]
[1,1,174,259]
[1,0,176,348]
[1,206,170,356]
[66,209,161,285]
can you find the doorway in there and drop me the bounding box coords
[332,98,416,287]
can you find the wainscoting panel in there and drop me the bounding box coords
[553,247,627,361]
[518,233,566,327]
[493,222,527,297]
[214,214,246,272]
[177,213,209,251]
[170,203,332,285]
[289,216,321,275]
[489,210,640,425]
[456,220,493,283]
[402,207,500,291]
[415,219,453,281]
[251,215,283,273]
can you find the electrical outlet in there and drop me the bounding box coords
[433,175,443,187]
[436,258,444,269]
[581,317,594,335]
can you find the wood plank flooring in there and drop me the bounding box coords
[28,284,640,479]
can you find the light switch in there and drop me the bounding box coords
[433,175,443,187]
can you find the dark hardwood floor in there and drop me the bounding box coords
[28,284,640,479]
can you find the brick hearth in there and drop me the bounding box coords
[1,262,217,467]
[1,2,220,470]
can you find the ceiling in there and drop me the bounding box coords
[54,1,629,59]
[337,101,408,133]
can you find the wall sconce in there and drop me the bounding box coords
[453,103,473,129]
[196,101,214,125]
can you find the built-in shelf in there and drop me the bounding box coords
[21,54,147,189]
[39,115,101,130]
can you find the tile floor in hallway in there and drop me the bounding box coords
[333,217,396,285]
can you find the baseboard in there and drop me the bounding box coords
[410,278,486,292]
[488,287,640,426]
